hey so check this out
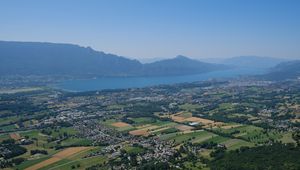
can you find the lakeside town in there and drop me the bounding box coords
[0,78,300,169]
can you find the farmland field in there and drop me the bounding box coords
[1,75,300,170]
[160,130,216,144]
[25,147,91,170]
[221,139,254,150]
[111,122,131,128]
[9,132,21,140]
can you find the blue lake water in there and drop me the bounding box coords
[56,68,266,92]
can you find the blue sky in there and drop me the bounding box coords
[0,0,299,59]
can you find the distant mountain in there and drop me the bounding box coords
[0,41,224,77]
[263,60,300,80]
[222,56,286,69]
[0,41,143,77]
[143,55,227,76]
[138,57,167,64]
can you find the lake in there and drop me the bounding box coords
[55,68,266,92]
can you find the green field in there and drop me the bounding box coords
[212,125,284,144]
[0,133,11,142]
[176,111,193,118]
[115,125,135,132]
[60,137,92,147]
[280,132,296,143]
[101,119,117,127]
[16,155,53,169]
[17,147,105,170]
[221,139,254,150]
[0,116,19,126]
[0,124,18,131]
[179,104,202,111]
[200,135,229,144]
[159,130,216,144]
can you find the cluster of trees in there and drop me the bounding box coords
[0,94,46,117]
[0,139,27,159]
[126,101,166,117]
[71,164,81,169]
[210,143,300,170]
[30,149,48,155]
[199,112,251,125]
[0,157,25,168]
[0,139,27,168]
[193,141,218,149]
[210,147,226,160]
[167,142,210,169]
[41,129,52,135]
[292,131,300,144]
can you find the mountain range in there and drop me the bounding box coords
[0,41,225,77]
[220,56,286,69]
[142,55,226,76]
[262,60,300,80]
[0,41,298,80]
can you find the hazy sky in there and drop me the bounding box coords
[0,0,299,59]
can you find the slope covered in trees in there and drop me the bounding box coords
[210,143,300,170]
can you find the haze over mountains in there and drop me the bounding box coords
[262,60,300,80]
[142,55,227,76]
[0,41,142,77]
[0,41,224,77]
[0,41,299,80]
[220,56,286,69]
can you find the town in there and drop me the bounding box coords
[0,78,300,169]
